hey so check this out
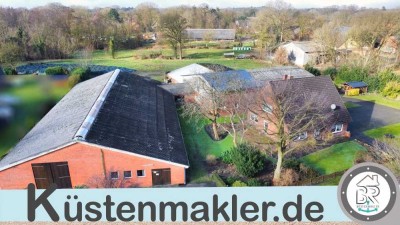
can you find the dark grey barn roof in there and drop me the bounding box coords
[0,71,189,170]
[85,73,188,166]
[186,29,236,40]
[270,76,351,123]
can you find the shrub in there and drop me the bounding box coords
[246,178,262,186]
[274,169,299,186]
[225,176,240,185]
[226,143,265,177]
[232,180,247,187]
[354,151,374,164]
[221,150,233,164]
[283,158,301,172]
[323,67,337,79]
[304,64,321,76]
[45,66,67,75]
[299,163,320,179]
[274,47,288,65]
[346,88,360,96]
[68,74,81,88]
[3,67,17,75]
[382,81,400,99]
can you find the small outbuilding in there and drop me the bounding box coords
[343,81,368,94]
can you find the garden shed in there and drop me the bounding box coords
[343,81,368,94]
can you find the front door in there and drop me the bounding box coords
[152,168,171,186]
[32,162,72,189]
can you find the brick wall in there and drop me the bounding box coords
[0,143,186,189]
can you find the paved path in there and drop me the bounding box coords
[343,97,400,145]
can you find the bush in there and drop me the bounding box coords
[323,67,337,79]
[3,67,17,75]
[45,66,67,75]
[246,178,262,186]
[274,47,288,65]
[210,173,227,187]
[225,143,265,177]
[274,169,299,186]
[232,180,247,187]
[283,158,301,171]
[305,64,321,76]
[354,151,374,164]
[68,74,81,88]
[206,154,218,166]
[221,150,233,164]
[299,163,320,179]
[225,176,240,186]
[382,81,400,99]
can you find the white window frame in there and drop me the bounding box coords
[294,132,308,141]
[332,123,343,134]
[123,171,132,179]
[137,170,146,177]
[262,103,273,113]
[110,171,119,180]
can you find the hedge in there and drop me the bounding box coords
[45,66,67,75]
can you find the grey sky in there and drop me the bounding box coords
[0,0,398,9]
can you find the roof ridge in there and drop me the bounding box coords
[73,69,120,141]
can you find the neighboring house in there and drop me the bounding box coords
[281,41,324,66]
[248,76,351,140]
[186,29,236,41]
[343,81,368,94]
[166,63,232,83]
[0,70,189,189]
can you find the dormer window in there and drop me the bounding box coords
[331,123,343,133]
[262,104,273,113]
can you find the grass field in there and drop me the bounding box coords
[346,93,400,110]
[0,77,70,157]
[178,113,234,182]
[42,48,272,79]
[364,123,400,146]
[344,101,361,109]
[301,141,367,175]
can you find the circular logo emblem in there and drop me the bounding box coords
[338,163,398,223]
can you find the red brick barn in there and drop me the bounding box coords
[0,70,189,189]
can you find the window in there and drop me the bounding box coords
[314,129,321,138]
[331,123,343,133]
[123,171,132,179]
[262,104,273,113]
[110,171,119,179]
[137,170,145,177]
[294,132,308,141]
[250,113,258,122]
[263,120,268,131]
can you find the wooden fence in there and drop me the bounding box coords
[293,170,346,186]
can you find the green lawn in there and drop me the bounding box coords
[0,77,70,157]
[344,101,361,109]
[364,123,400,147]
[346,93,400,110]
[42,48,272,75]
[301,141,367,175]
[178,114,234,182]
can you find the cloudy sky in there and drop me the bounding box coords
[0,0,398,9]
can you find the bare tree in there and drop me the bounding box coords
[181,75,226,140]
[314,21,346,67]
[159,11,187,60]
[274,47,289,65]
[220,83,254,147]
[253,81,334,182]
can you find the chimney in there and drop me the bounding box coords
[283,74,289,80]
